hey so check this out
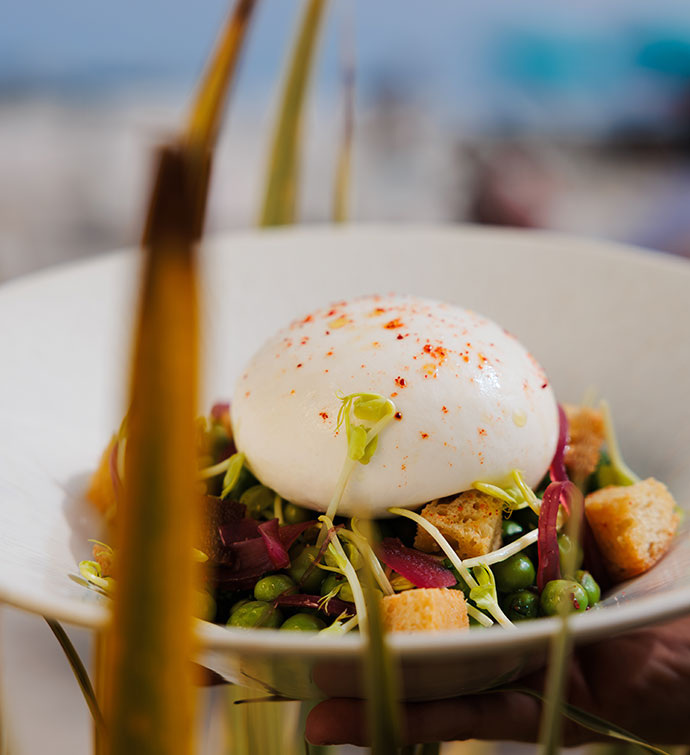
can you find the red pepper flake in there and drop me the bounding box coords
[420,432,429,439]
[541,382,548,389]
[326,309,337,317]
[245,391,251,398]
[290,389,296,395]
[319,412,329,421]
[300,337,309,345]
[401,463,406,471]
[441,406,448,414]
[423,343,432,353]
[296,363,303,368]
[396,333,404,340]
[301,314,313,324]
[478,427,487,436]
[394,376,407,388]
[326,350,334,356]
[394,411,403,420]
[390,391,398,398]
[384,318,404,329]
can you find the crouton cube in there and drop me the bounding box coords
[86,436,117,516]
[585,478,680,582]
[414,490,503,558]
[563,403,605,481]
[382,588,469,632]
[92,543,115,577]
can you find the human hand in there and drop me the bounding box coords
[306,614,690,747]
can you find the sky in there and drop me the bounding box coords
[3,0,690,135]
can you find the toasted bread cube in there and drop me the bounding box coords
[414,490,503,558]
[585,478,680,582]
[382,588,469,632]
[563,403,605,481]
[86,436,117,516]
[92,543,115,577]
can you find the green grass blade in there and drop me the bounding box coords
[502,688,670,755]
[44,619,106,736]
[259,0,327,226]
[359,519,402,755]
[332,13,355,223]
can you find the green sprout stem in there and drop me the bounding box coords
[600,400,640,486]
[338,528,394,596]
[461,529,538,569]
[319,515,368,634]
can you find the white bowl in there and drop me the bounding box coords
[1,225,689,700]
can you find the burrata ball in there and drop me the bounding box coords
[231,294,558,517]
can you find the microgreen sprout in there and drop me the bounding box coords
[320,613,359,635]
[473,469,541,516]
[273,493,284,525]
[472,481,518,506]
[466,605,494,627]
[78,560,115,593]
[600,400,640,487]
[317,392,396,545]
[221,452,246,498]
[469,564,514,629]
[461,529,539,569]
[319,515,369,633]
[339,526,395,596]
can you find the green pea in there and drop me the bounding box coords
[254,574,296,602]
[493,554,536,593]
[575,570,601,606]
[227,600,283,629]
[229,598,251,615]
[283,502,313,525]
[558,534,583,576]
[338,581,354,603]
[288,545,325,593]
[240,485,275,520]
[324,541,362,570]
[320,574,343,596]
[502,589,539,621]
[226,465,258,500]
[540,580,588,616]
[501,519,525,544]
[280,613,326,632]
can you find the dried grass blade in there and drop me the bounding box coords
[259,0,327,226]
[45,619,106,736]
[332,11,355,223]
[359,519,401,755]
[184,0,258,153]
[100,144,201,755]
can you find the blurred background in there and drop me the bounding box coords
[3,0,690,282]
[3,0,690,753]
